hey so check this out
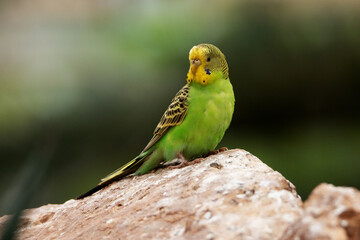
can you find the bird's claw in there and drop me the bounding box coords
[168,148,228,170]
[201,147,228,158]
[168,152,206,170]
[168,157,204,170]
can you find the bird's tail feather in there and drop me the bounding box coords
[76,151,150,199]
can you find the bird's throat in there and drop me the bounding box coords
[187,66,211,85]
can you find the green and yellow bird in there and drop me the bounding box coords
[77,44,235,199]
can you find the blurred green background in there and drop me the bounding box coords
[0,0,359,216]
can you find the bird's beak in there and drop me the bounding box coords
[190,59,201,74]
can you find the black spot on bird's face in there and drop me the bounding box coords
[207,57,211,62]
[205,68,211,75]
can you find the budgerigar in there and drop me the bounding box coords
[77,44,235,199]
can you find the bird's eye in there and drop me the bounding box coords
[207,57,211,62]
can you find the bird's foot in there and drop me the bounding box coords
[202,147,228,158]
[168,152,204,169]
[168,152,188,169]
[168,149,226,170]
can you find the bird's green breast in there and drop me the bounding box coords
[159,78,235,161]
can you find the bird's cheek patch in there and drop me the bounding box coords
[189,66,211,85]
[201,75,211,85]
[197,68,211,85]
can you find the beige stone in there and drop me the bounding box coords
[0,149,303,240]
[1,149,359,240]
[281,183,360,240]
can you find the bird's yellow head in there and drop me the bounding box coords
[186,44,229,85]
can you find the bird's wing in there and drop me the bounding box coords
[141,84,190,153]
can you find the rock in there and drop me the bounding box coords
[0,149,359,240]
[281,183,360,240]
[0,149,302,240]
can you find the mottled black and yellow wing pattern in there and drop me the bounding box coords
[141,84,190,153]
[76,84,190,199]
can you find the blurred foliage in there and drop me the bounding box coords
[0,0,359,216]
[0,134,55,240]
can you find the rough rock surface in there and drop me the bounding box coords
[281,183,360,240]
[0,149,359,240]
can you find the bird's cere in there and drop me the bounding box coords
[191,59,201,66]
[190,59,201,74]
